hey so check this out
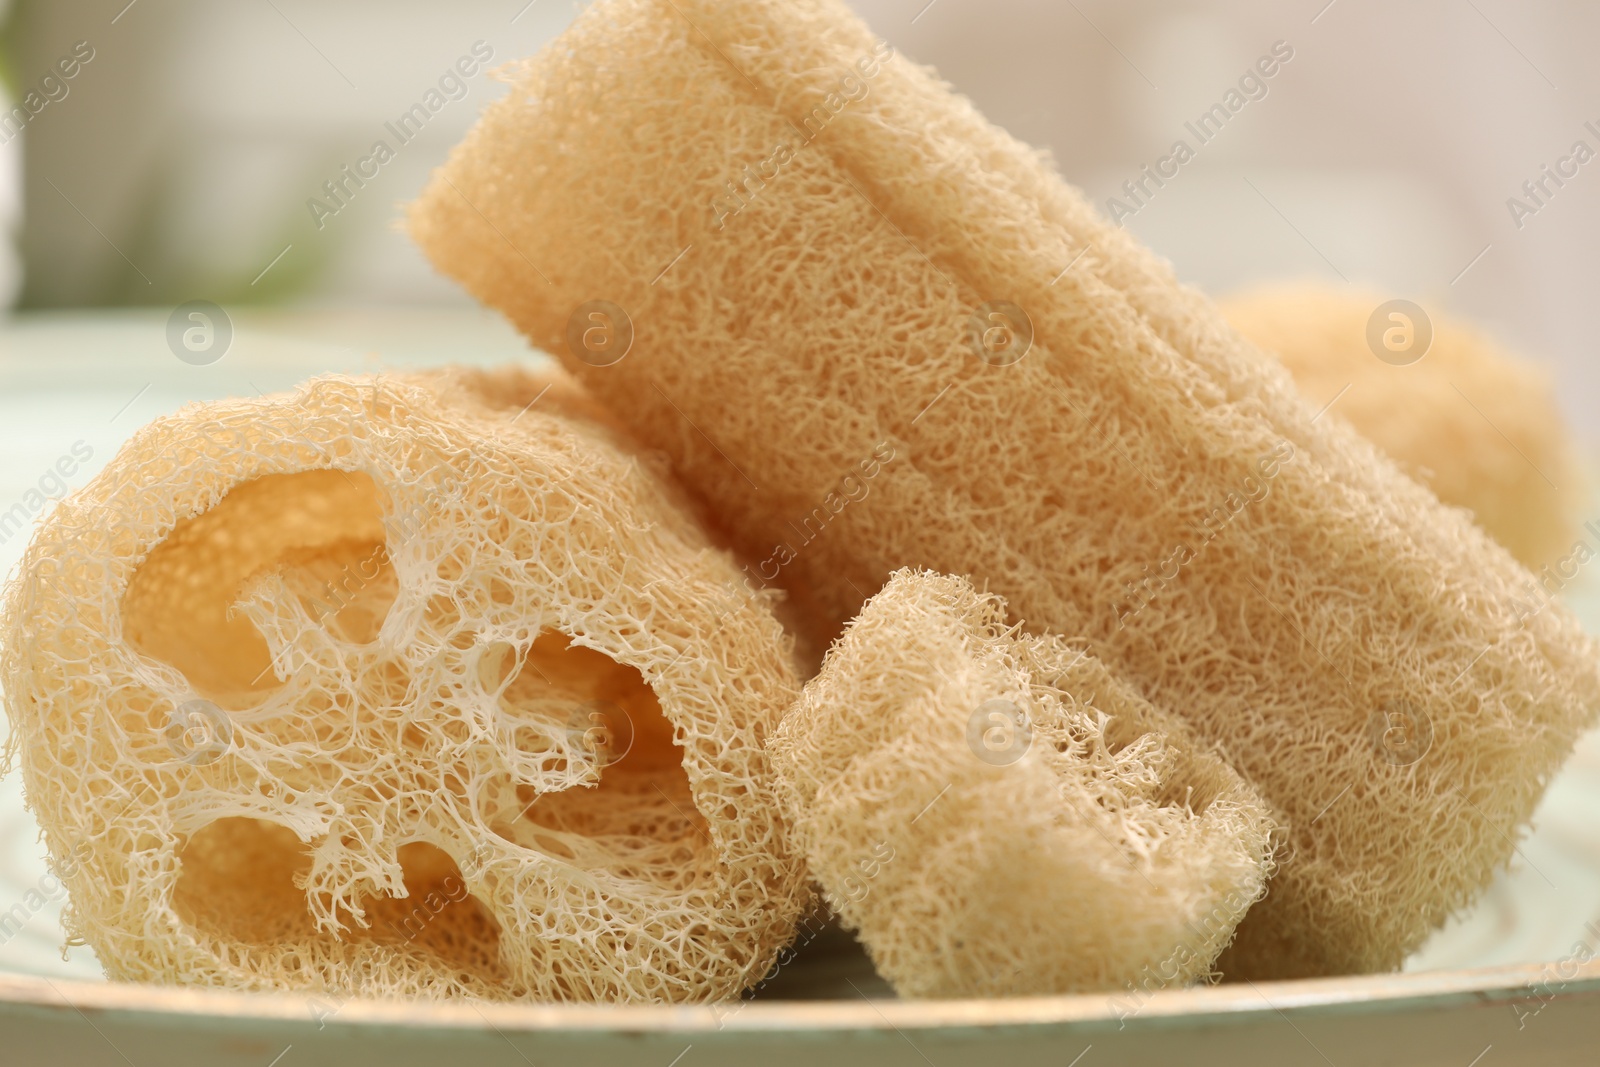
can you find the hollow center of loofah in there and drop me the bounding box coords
[173,820,509,986]
[122,462,718,983]
[122,469,393,708]
[489,633,713,884]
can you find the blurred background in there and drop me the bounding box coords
[1,0,1599,982]
[1,0,1597,432]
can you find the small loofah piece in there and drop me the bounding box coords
[1221,283,1586,570]
[0,365,810,1003]
[409,0,1600,979]
[770,570,1277,998]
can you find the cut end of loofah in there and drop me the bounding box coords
[0,365,809,1003]
[1222,283,1586,571]
[771,570,1278,998]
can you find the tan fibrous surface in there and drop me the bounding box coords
[1222,283,1585,570]
[0,365,809,1002]
[409,0,1600,979]
[771,570,1277,998]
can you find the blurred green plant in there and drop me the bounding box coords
[0,1,17,99]
[92,162,334,308]
[8,0,332,308]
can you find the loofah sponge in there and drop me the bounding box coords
[409,0,1600,978]
[770,569,1276,998]
[1221,283,1585,571]
[0,364,810,1003]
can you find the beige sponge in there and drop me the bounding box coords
[409,0,1600,978]
[770,569,1276,998]
[1222,284,1585,570]
[0,365,809,1002]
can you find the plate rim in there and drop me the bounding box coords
[0,957,1589,1035]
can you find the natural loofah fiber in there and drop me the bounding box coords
[0,365,810,1002]
[409,0,1600,979]
[770,570,1276,998]
[1222,283,1585,570]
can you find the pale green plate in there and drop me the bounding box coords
[2,309,1597,1065]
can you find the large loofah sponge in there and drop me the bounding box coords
[409,0,1600,978]
[0,364,810,1002]
[1221,283,1585,571]
[770,569,1277,998]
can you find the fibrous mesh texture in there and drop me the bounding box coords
[0,365,810,1002]
[770,570,1276,998]
[1222,283,1585,571]
[407,0,1600,979]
